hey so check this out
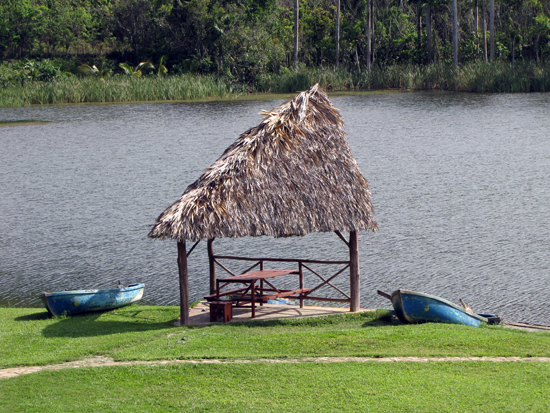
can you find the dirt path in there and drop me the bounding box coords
[3,355,550,380]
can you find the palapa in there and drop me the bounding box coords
[149,83,377,242]
[150,83,377,325]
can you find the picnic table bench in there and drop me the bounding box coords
[204,269,310,320]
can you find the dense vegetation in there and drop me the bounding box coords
[0,0,549,102]
[2,62,550,107]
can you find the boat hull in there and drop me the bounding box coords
[391,289,488,327]
[40,283,144,317]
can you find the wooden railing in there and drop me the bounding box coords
[209,253,352,304]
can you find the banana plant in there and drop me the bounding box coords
[78,64,112,78]
[118,61,154,77]
[155,56,168,76]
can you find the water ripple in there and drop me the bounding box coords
[1,93,550,325]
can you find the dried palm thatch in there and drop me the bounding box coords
[149,83,377,242]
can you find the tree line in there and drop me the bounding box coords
[1,0,549,83]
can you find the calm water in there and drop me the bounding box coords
[1,92,549,325]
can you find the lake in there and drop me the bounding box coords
[1,91,549,325]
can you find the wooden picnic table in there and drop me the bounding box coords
[206,269,310,318]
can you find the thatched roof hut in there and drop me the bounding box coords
[150,83,377,325]
[149,83,377,242]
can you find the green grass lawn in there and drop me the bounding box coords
[0,306,178,367]
[2,362,549,412]
[114,316,550,361]
[2,305,550,368]
[2,305,549,412]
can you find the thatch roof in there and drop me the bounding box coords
[149,83,377,242]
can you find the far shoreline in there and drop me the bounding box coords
[1,62,549,109]
[0,88,489,112]
[0,88,406,112]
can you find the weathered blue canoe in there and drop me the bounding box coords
[389,289,488,327]
[40,283,144,317]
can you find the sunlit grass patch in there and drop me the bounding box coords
[2,306,549,369]
[1,362,549,412]
[0,306,179,368]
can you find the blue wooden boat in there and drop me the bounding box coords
[379,289,489,327]
[40,283,144,317]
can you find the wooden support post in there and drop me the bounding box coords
[299,262,304,308]
[251,281,256,318]
[260,279,264,306]
[177,240,190,325]
[349,231,360,312]
[259,260,264,306]
[207,238,215,295]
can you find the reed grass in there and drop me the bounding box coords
[0,75,236,107]
[268,61,550,93]
[1,62,548,108]
[358,61,550,93]
[265,66,356,93]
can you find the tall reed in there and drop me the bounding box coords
[267,62,550,93]
[265,67,357,93]
[1,62,549,108]
[357,61,550,93]
[0,75,236,107]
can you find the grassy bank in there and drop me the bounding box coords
[1,306,550,412]
[2,306,550,368]
[1,62,549,108]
